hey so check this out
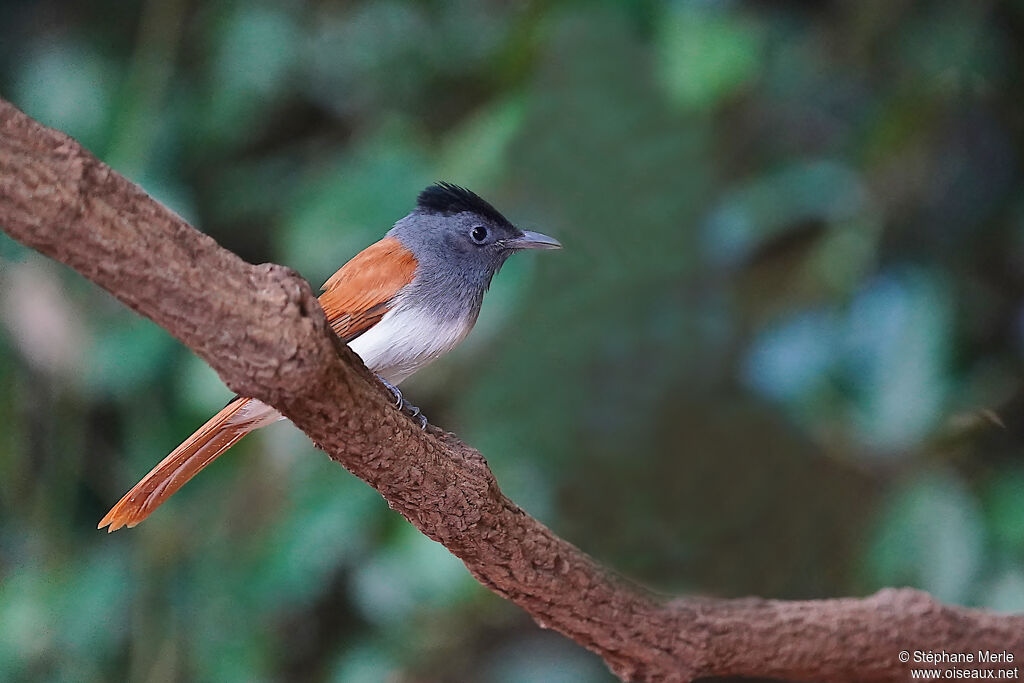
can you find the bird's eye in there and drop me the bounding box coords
[471,226,488,243]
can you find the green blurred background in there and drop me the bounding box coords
[2,0,1024,681]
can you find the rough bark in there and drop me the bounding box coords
[1,96,1021,682]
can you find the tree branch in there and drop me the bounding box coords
[1,96,1021,682]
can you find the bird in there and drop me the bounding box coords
[98,183,561,531]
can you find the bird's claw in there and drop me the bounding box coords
[379,377,403,407]
[399,397,428,430]
[377,375,429,429]
[398,397,429,430]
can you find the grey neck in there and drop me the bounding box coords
[401,248,489,326]
[388,216,494,325]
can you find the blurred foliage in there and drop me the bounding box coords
[2,0,1024,681]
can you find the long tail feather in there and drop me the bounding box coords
[98,397,277,531]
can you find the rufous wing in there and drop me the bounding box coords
[319,236,418,342]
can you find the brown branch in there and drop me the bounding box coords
[1,96,1021,682]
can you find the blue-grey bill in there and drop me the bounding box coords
[512,230,562,250]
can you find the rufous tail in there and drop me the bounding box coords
[98,396,275,531]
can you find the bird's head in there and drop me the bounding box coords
[389,183,560,290]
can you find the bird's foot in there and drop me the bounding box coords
[377,376,428,430]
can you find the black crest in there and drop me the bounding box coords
[417,182,513,228]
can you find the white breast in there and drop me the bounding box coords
[348,304,475,385]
